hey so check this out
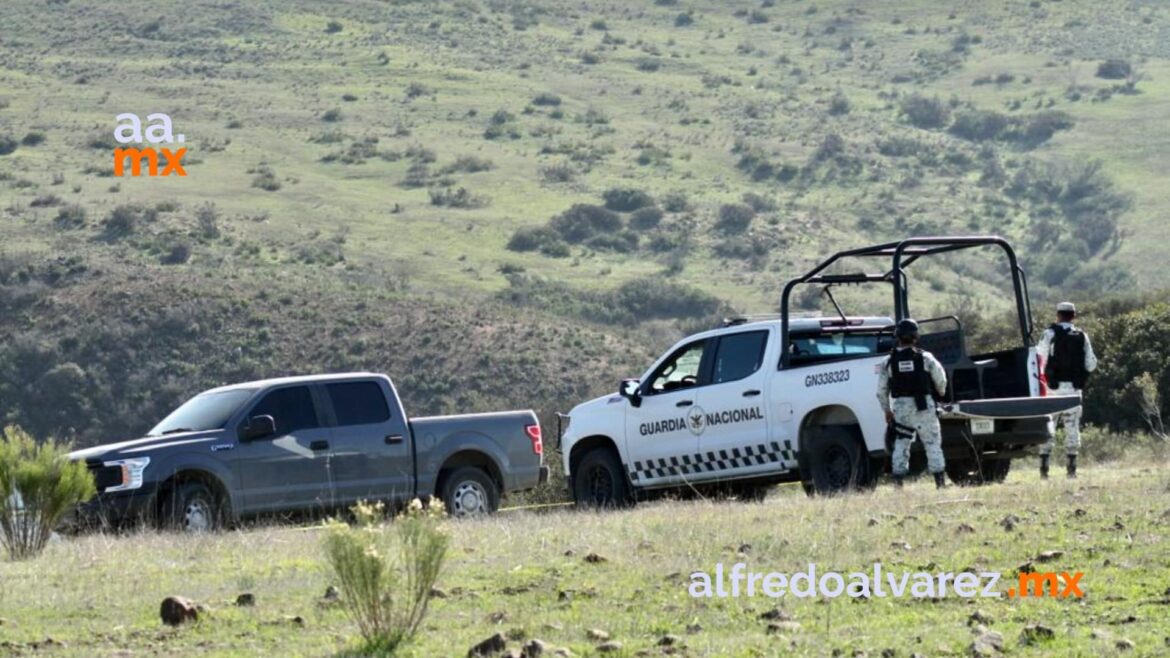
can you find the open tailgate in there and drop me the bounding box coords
[940,394,1081,420]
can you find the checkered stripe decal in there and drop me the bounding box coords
[630,440,796,483]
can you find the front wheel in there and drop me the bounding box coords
[160,482,223,532]
[440,467,500,518]
[802,427,869,496]
[572,448,631,509]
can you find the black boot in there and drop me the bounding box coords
[1067,455,1077,479]
[1039,455,1050,480]
[893,475,904,488]
[934,472,946,489]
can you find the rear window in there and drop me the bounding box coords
[327,381,391,426]
[790,333,881,358]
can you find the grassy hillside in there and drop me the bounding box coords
[2,0,1169,445]
[2,460,1169,656]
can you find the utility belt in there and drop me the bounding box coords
[891,392,936,411]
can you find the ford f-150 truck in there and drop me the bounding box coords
[69,372,547,530]
[560,236,1081,505]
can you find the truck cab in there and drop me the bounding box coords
[561,236,1081,504]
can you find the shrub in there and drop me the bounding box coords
[30,194,61,208]
[322,499,449,654]
[325,20,343,33]
[160,242,191,265]
[674,12,694,27]
[630,205,664,229]
[635,58,661,72]
[828,91,851,116]
[550,203,622,243]
[539,161,576,182]
[321,108,342,123]
[661,191,689,212]
[741,192,776,213]
[20,132,45,147]
[428,186,488,209]
[715,203,755,234]
[899,94,950,129]
[1096,59,1131,80]
[401,161,429,188]
[102,204,156,239]
[602,187,654,212]
[585,231,639,253]
[532,93,561,106]
[251,167,281,191]
[54,204,86,229]
[949,110,1009,141]
[0,135,17,155]
[439,156,494,174]
[507,226,561,252]
[405,82,432,99]
[0,425,96,561]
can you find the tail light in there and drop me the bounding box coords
[525,423,543,456]
[1036,354,1048,397]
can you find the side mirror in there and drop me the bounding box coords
[240,415,276,441]
[618,378,642,408]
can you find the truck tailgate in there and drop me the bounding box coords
[940,395,1081,420]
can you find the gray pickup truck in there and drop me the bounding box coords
[69,372,547,530]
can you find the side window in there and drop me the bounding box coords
[327,381,391,426]
[247,386,319,435]
[647,339,708,394]
[713,331,768,384]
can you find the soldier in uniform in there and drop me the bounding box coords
[1037,301,1097,479]
[877,319,950,488]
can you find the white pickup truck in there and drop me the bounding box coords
[559,236,1081,504]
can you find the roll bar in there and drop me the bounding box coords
[779,236,1033,368]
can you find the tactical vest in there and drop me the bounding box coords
[889,347,932,411]
[1045,324,1088,388]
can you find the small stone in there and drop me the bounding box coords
[1016,561,1035,575]
[758,607,792,621]
[658,634,679,646]
[488,611,508,624]
[553,650,573,658]
[1019,624,1054,645]
[287,615,305,627]
[586,629,610,641]
[867,517,880,527]
[596,641,623,653]
[969,631,1003,657]
[323,585,340,601]
[468,632,507,657]
[967,610,992,627]
[234,593,256,607]
[1035,550,1064,563]
[502,651,522,658]
[563,549,575,557]
[521,639,548,658]
[957,523,976,534]
[558,590,572,602]
[1074,508,1087,517]
[881,650,896,658]
[584,552,607,564]
[159,596,199,626]
[852,651,868,657]
[429,587,448,599]
[1116,638,1135,651]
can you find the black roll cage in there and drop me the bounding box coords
[778,236,1034,368]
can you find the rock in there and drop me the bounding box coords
[685,623,703,634]
[967,610,992,627]
[429,587,448,599]
[323,585,340,601]
[969,631,1003,657]
[553,650,573,658]
[1035,550,1063,563]
[1090,628,1111,640]
[957,523,976,534]
[563,549,575,557]
[502,651,522,658]
[586,629,610,641]
[767,621,802,634]
[287,615,305,627]
[159,596,199,626]
[558,590,572,602]
[1116,638,1135,651]
[235,593,256,607]
[1016,561,1035,575]
[583,552,607,564]
[1019,624,1054,645]
[881,650,896,658]
[1074,508,1087,517]
[521,639,548,657]
[758,607,792,621]
[890,541,912,550]
[488,611,508,624]
[867,517,880,527]
[657,634,679,646]
[852,651,868,657]
[468,632,507,657]
[596,641,623,653]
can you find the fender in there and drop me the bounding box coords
[417,430,510,497]
[148,452,241,520]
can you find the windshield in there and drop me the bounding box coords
[148,389,256,436]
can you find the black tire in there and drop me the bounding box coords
[947,457,1012,486]
[572,448,631,509]
[802,427,869,496]
[730,482,770,503]
[160,482,223,532]
[440,467,500,518]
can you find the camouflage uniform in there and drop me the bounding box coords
[876,347,949,476]
[1036,322,1097,458]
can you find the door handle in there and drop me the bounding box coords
[309,440,329,451]
[676,400,693,408]
[384,434,405,445]
[743,389,761,397]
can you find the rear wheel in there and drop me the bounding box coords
[160,482,223,533]
[572,448,631,509]
[440,467,500,518]
[802,427,870,496]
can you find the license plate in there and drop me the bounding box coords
[970,418,995,435]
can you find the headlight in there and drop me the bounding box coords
[103,457,151,492]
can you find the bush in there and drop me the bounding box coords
[251,167,281,191]
[1096,59,1131,80]
[899,94,950,129]
[532,93,561,106]
[550,204,622,242]
[102,204,156,239]
[321,109,342,123]
[322,500,449,654]
[428,186,488,209]
[661,191,689,212]
[20,132,45,147]
[325,20,343,33]
[949,110,1009,141]
[585,231,639,253]
[506,226,561,252]
[828,91,851,116]
[439,156,494,174]
[602,187,654,212]
[539,161,576,182]
[0,425,96,561]
[54,204,86,229]
[674,12,694,27]
[715,203,755,234]
[630,205,664,229]
[0,134,17,155]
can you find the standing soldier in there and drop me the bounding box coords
[877,319,950,488]
[1037,301,1097,479]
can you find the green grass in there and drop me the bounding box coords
[2,460,1169,656]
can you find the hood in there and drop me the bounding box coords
[69,429,228,462]
[571,392,627,417]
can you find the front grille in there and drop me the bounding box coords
[87,462,123,491]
